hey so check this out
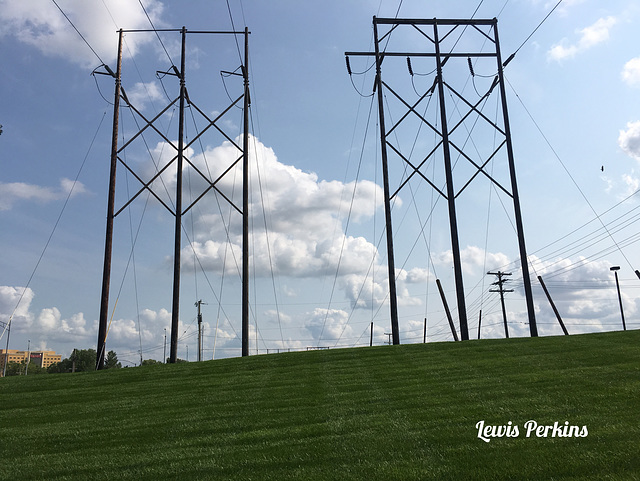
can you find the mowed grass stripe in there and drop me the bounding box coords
[1,330,638,480]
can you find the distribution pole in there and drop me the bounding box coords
[196,300,205,362]
[170,27,187,363]
[488,271,513,338]
[96,29,123,370]
[1,320,11,377]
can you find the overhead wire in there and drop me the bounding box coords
[122,131,145,365]
[506,77,637,273]
[138,0,175,67]
[509,0,564,63]
[50,0,106,66]
[0,112,108,343]
[318,94,377,345]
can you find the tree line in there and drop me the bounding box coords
[3,348,120,376]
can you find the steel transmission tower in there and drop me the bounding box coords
[96,27,251,368]
[346,17,537,342]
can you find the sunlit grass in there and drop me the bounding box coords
[1,330,638,480]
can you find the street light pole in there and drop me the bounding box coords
[610,266,626,331]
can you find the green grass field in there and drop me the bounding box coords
[1,330,639,480]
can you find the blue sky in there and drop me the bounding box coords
[1,0,640,364]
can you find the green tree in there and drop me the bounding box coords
[105,350,121,369]
[4,361,23,376]
[141,359,162,366]
[48,348,98,373]
[4,359,47,376]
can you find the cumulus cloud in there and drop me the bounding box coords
[153,136,388,292]
[621,57,640,87]
[0,178,88,211]
[340,269,423,310]
[0,0,165,67]
[435,245,510,276]
[126,81,166,110]
[618,121,640,160]
[305,308,352,343]
[0,286,34,326]
[548,16,616,61]
[529,255,633,332]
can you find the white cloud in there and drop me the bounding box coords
[0,0,165,67]
[0,286,34,326]
[126,81,166,110]
[153,137,389,308]
[621,173,640,197]
[305,307,352,343]
[529,255,633,331]
[618,121,640,160]
[436,246,510,276]
[621,57,640,87]
[0,178,88,211]
[548,16,616,61]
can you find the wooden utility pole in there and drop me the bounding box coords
[488,271,513,338]
[195,300,207,362]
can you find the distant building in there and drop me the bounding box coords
[0,349,62,376]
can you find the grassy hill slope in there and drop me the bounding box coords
[1,331,639,480]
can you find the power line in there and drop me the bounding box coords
[506,77,636,273]
[505,0,564,66]
[50,0,106,66]
[138,0,174,67]
[1,112,107,342]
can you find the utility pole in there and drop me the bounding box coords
[1,320,11,378]
[195,300,207,362]
[370,321,374,347]
[163,328,167,363]
[373,20,400,346]
[96,29,123,370]
[488,271,513,338]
